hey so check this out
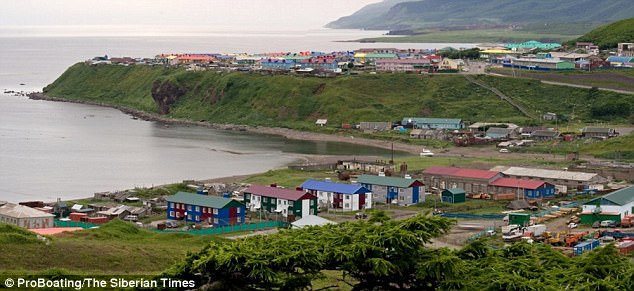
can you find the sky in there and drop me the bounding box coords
[1,0,381,34]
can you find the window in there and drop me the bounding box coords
[202,208,206,214]
[237,217,242,223]
[213,218,218,224]
[245,193,251,199]
[237,207,241,214]
[263,197,268,202]
[399,196,404,201]
[289,201,294,207]
[187,205,192,211]
[213,208,218,215]
[169,202,173,208]
[195,215,199,221]
[310,200,315,206]
[283,200,287,205]
[345,203,350,208]
[195,206,200,212]
[169,211,174,217]
[399,188,404,193]
[345,195,350,200]
[187,214,192,220]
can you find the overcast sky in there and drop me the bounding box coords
[1,0,380,32]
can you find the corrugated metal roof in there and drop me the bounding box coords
[0,203,55,218]
[244,185,315,201]
[300,180,369,194]
[357,175,423,188]
[167,192,239,209]
[423,166,500,180]
[443,188,465,195]
[490,178,548,190]
[582,127,612,133]
[585,186,634,206]
[502,167,598,181]
[402,117,462,125]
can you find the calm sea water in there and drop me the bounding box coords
[0,28,472,202]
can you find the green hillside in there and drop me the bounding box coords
[43,63,634,130]
[569,17,634,49]
[327,0,634,33]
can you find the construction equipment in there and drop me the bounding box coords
[544,231,567,246]
[502,224,524,242]
[565,231,589,247]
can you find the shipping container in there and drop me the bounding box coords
[86,217,109,224]
[618,241,634,255]
[573,239,600,256]
[509,213,531,226]
[69,213,87,222]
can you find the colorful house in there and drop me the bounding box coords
[243,185,317,219]
[259,58,296,70]
[504,58,575,70]
[489,178,556,199]
[581,186,634,225]
[167,192,245,227]
[375,58,431,72]
[300,179,372,211]
[357,175,424,206]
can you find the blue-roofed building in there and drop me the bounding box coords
[607,56,634,66]
[402,117,464,130]
[300,180,372,211]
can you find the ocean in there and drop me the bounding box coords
[0,28,473,202]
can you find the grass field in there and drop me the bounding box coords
[0,220,220,275]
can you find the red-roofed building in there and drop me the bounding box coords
[489,178,556,199]
[422,166,502,194]
[243,185,317,220]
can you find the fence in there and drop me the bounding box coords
[466,226,496,243]
[54,220,99,229]
[440,213,506,220]
[157,221,289,235]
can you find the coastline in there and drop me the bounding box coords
[27,92,425,155]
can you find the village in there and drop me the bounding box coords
[3,40,634,261]
[2,145,634,257]
[88,41,634,75]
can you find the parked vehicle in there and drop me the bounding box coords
[592,221,601,228]
[499,148,509,153]
[600,220,617,228]
[420,149,434,157]
[568,222,578,229]
[621,215,634,228]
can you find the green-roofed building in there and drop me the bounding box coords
[357,175,425,206]
[441,188,466,204]
[580,186,634,225]
[402,117,464,130]
[167,192,245,226]
[505,40,561,50]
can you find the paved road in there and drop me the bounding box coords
[487,71,634,95]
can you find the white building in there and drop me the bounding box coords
[0,202,55,229]
[300,179,372,211]
[581,186,634,224]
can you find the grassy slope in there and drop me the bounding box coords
[45,63,634,127]
[0,220,220,275]
[489,68,634,92]
[570,17,634,49]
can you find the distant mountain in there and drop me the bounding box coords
[327,0,634,31]
[325,0,411,29]
[570,17,634,49]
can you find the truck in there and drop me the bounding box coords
[524,224,547,237]
[573,239,600,256]
[502,224,524,242]
[621,215,634,228]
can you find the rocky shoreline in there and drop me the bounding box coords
[27,92,424,155]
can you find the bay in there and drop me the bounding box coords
[0,28,472,202]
